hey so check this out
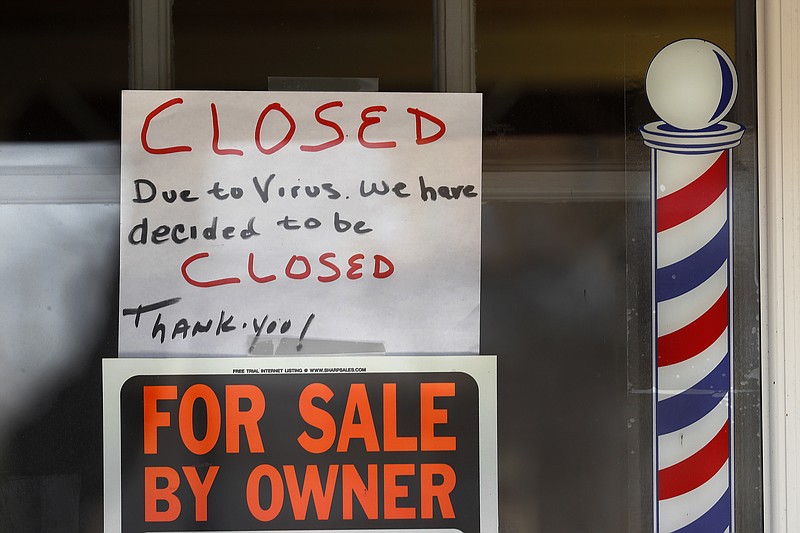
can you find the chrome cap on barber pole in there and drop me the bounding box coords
[642,39,743,532]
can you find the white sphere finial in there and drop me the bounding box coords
[645,39,738,131]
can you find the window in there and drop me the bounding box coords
[0,1,762,531]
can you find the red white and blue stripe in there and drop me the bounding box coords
[642,38,743,532]
[651,147,734,532]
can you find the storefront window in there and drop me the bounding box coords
[0,1,761,531]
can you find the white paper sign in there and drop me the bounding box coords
[119,91,482,356]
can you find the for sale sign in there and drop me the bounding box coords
[103,356,497,532]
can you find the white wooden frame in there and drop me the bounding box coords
[760,0,800,530]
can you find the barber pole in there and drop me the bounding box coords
[641,39,744,532]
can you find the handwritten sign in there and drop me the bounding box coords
[119,91,482,356]
[103,355,498,532]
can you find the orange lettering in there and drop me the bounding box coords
[342,464,378,520]
[178,384,221,455]
[247,464,284,521]
[383,383,417,451]
[143,385,177,454]
[297,383,337,453]
[226,385,266,453]
[284,465,339,520]
[144,466,181,522]
[420,382,456,451]
[337,384,379,452]
[421,463,456,519]
[383,463,415,519]
[182,466,220,521]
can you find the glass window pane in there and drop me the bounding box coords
[0,1,762,531]
[172,1,434,91]
[0,3,125,530]
[477,0,759,531]
[0,2,127,141]
[478,0,737,177]
[482,201,627,531]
